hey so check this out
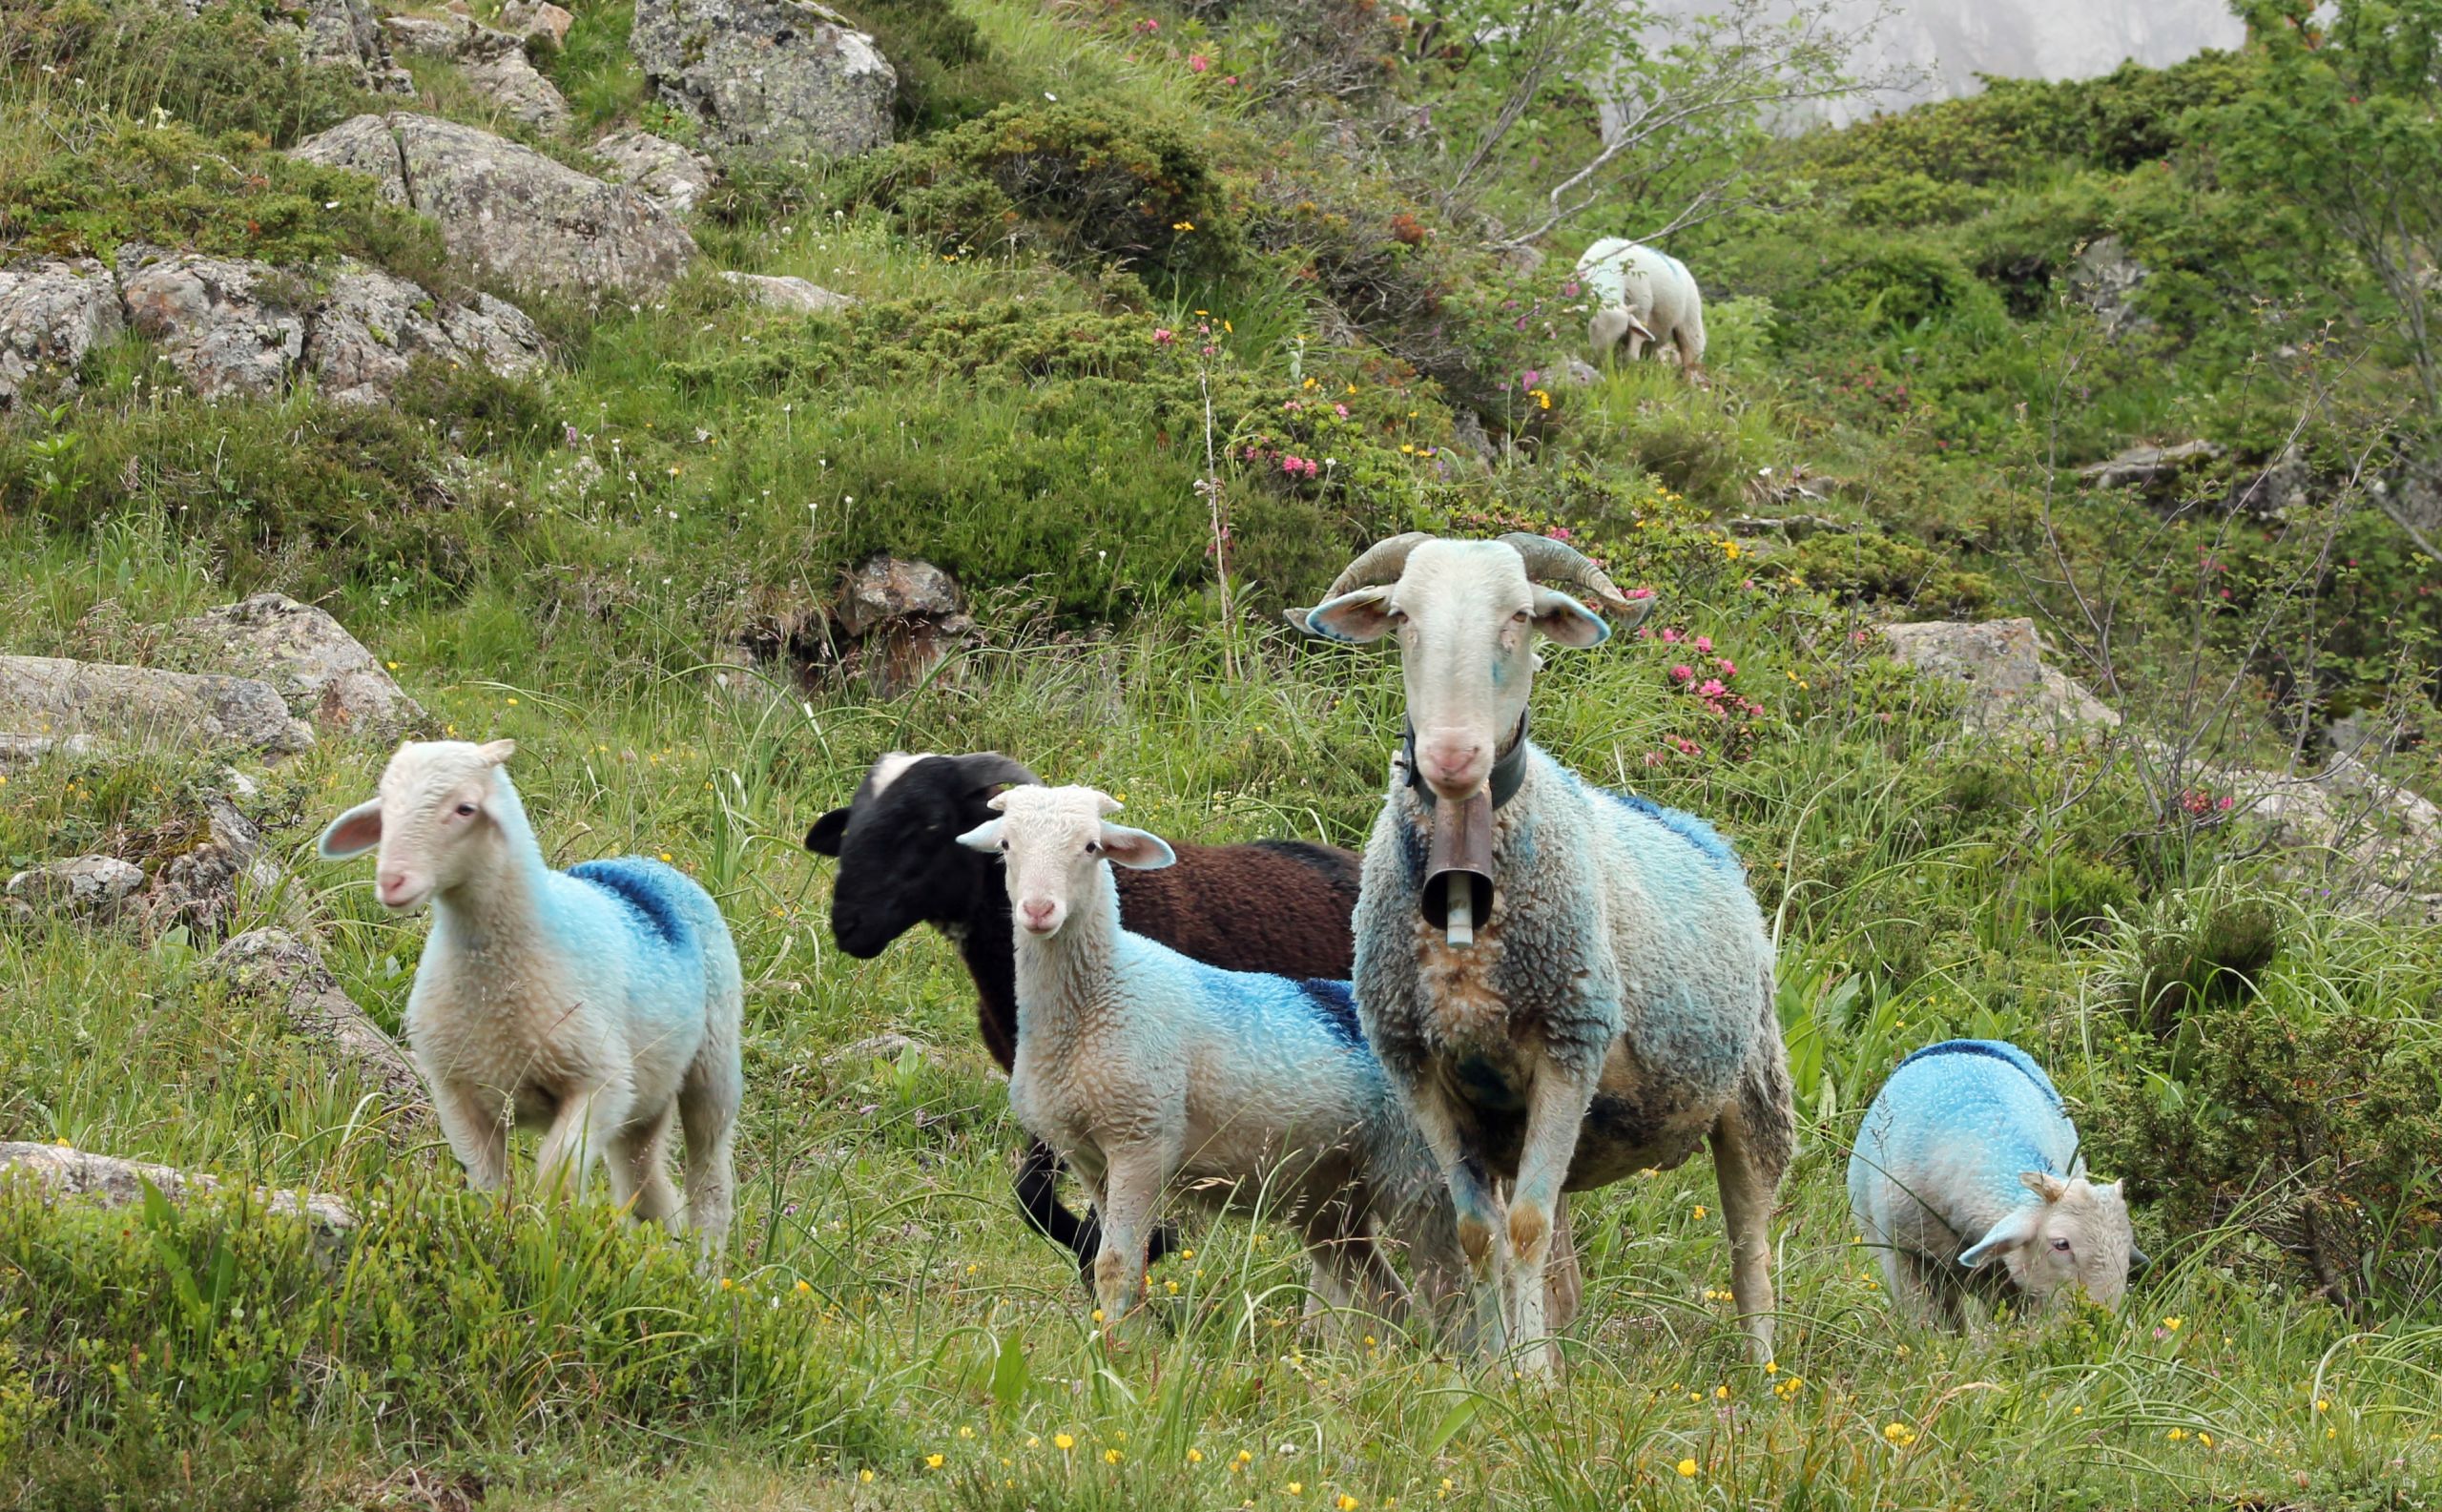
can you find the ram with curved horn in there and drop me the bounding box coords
[1288,532,1792,1373]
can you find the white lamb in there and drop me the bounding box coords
[319,739,743,1246]
[1576,237,1707,380]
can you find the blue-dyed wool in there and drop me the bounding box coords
[1847,1038,2080,1260]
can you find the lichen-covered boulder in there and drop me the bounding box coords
[290,114,697,292]
[0,655,311,755]
[0,258,124,407]
[171,592,426,738]
[591,129,721,217]
[1883,618,2120,734]
[116,246,307,400]
[0,1142,355,1234]
[629,0,894,164]
[6,856,147,922]
[207,928,428,1121]
[304,263,547,407]
[457,26,573,133]
[719,271,856,314]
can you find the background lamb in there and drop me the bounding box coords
[1293,531,1791,1372]
[1575,237,1707,380]
[1849,1038,2144,1329]
[320,739,742,1246]
[956,784,1468,1336]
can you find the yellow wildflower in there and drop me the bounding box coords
[927,1454,945,1468]
[1106,1449,1124,1465]
[1054,1434,1075,1452]
[1675,1459,1697,1478]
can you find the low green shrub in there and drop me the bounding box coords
[836,0,1019,133]
[0,0,362,147]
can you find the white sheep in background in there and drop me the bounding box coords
[1291,532,1792,1374]
[1848,1039,2145,1329]
[1576,237,1707,380]
[319,739,743,1246]
[956,784,1468,1336]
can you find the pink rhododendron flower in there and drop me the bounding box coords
[1692,635,1713,653]
[1152,327,1175,345]
[1670,665,1694,682]
[1188,52,1211,72]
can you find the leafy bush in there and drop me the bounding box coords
[1782,529,1997,615]
[835,0,1018,133]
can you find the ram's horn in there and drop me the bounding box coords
[1318,531,1436,600]
[1500,531,1640,615]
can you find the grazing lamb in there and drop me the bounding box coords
[1290,532,1792,1372]
[1576,237,1707,380]
[1848,1039,2145,1329]
[320,739,742,1246]
[955,784,1468,1334]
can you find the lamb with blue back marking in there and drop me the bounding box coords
[957,784,1466,1337]
[1848,1039,2143,1329]
[320,739,742,1246]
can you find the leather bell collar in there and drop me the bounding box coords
[1400,712,1530,813]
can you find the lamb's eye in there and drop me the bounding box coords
[2050,1237,2073,1253]
[998,840,1009,853]
[454,802,477,818]
[1086,841,1103,856]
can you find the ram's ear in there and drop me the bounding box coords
[1098,823,1176,871]
[1958,1208,2042,1270]
[955,818,1005,852]
[805,808,850,857]
[319,798,384,860]
[1293,587,1396,643]
[1530,586,1609,649]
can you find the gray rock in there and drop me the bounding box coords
[1560,357,1602,387]
[192,0,413,93]
[590,130,721,217]
[116,246,307,400]
[304,261,546,406]
[0,733,95,770]
[0,258,124,407]
[2226,444,2312,517]
[1450,407,1496,464]
[0,655,311,755]
[2067,235,2151,341]
[171,592,425,738]
[0,1142,355,1233]
[290,114,698,293]
[1883,618,2120,734]
[499,0,572,45]
[458,27,572,133]
[630,0,894,164]
[2079,439,2224,496]
[208,929,428,1122]
[381,11,473,56]
[6,856,147,922]
[148,794,281,939]
[834,554,971,698]
[718,270,856,314]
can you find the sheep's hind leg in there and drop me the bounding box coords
[677,1051,740,1250]
[1709,1108,1781,1363]
[609,1102,681,1230]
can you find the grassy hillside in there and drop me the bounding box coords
[2,0,2438,1506]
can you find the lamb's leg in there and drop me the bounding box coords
[1404,1089,1507,1354]
[1886,1248,1957,1331]
[610,1102,681,1229]
[1089,1142,1169,1330]
[535,1081,632,1206]
[678,1050,741,1250]
[1509,1061,1599,1379]
[433,1079,510,1192]
[1709,1108,1781,1363]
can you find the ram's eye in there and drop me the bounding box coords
[454,802,478,818]
[2050,1237,2073,1253]
[1511,609,1532,624]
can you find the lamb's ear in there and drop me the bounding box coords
[1529,586,1609,649]
[805,808,851,857]
[1098,823,1176,871]
[319,798,384,860]
[476,738,516,766]
[1958,1208,2042,1270]
[2020,1170,2073,1203]
[954,818,1004,852]
[1293,587,1395,643]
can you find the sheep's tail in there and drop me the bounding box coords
[1014,1139,1178,1286]
[1736,990,1797,1191]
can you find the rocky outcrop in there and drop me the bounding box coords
[499,0,573,45]
[148,794,283,939]
[590,130,721,217]
[207,929,428,1121]
[116,247,309,400]
[290,114,698,293]
[0,1142,355,1233]
[457,27,573,134]
[0,733,94,770]
[2067,235,2151,341]
[2080,439,2224,498]
[834,554,971,697]
[6,856,146,922]
[171,593,424,738]
[629,0,894,164]
[719,271,856,314]
[1883,617,2120,733]
[0,258,124,407]
[0,656,311,756]
[188,0,415,94]
[381,11,475,55]
[303,263,547,407]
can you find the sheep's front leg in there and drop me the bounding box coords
[1403,1086,1507,1355]
[1509,1059,1598,1379]
[1088,1142,1169,1334]
[534,1081,632,1204]
[433,1078,510,1192]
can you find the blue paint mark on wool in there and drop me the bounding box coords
[570,858,691,947]
[1294,978,1365,1047]
[1599,788,1743,874]
[1894,1039,2063,1109]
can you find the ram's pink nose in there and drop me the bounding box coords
[1418,731,1491,800]
[1020,899,1061,935]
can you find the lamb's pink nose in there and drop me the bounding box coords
[378,871,415,905]
[1021,900,1058,934]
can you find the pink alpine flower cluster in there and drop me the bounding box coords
[1643,626,1765,764]
[1239,444,1320,482]
[2180,788,2238,818]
